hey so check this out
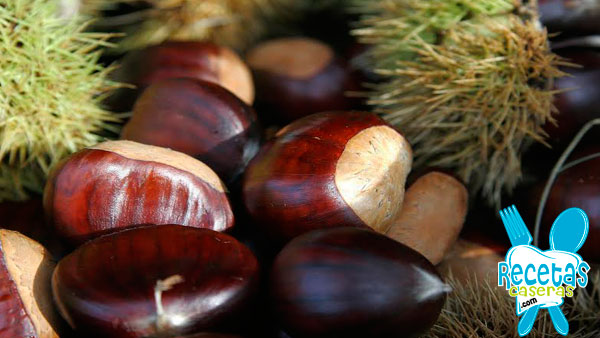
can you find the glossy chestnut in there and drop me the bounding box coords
[0,230,62,337]
[242,111,412,243]
[544,49,600,144]
[0,199,67,258]
[531,146,600,261]
[121,78,261,184]
[108,41,254,111]
[246,38,361,124]
[539,0,600,36]
[270,227,448,338]
[52,225,259,338]
[44,140,234,245]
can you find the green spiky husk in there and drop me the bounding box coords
[84,0,293,51]
[427,272,600,337]
[352,0,569,207]
[0,0,121,201]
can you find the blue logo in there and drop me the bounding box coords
[497,206,591,336]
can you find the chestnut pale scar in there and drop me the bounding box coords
[217,47,255,104]
[1,230,59,338]
[246,38,334,79]
[334,126,412,234]
[91,140,226,193]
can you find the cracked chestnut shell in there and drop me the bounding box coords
[242,111,412,243]
[44,140,234,245]
[0,230,62,338]
[121,78,261,184]
[270,227,448,338]
[52,225,259,338]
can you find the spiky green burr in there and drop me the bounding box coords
[0,0,121,201]
[352,0,569,206]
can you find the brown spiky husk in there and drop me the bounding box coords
[352,1,570,207]
[85,0,293,51]
[426,271,600,337]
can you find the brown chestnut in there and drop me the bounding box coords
[52,225,259,338]
[0,199,68,259]
[121,78,261,184]
[438,239,504,284]
[386,171,468,264]
[44,140,233,245]
[270,227,448,338]
[242,111,412,243]
[246,38,361,124]
[529,146,600,261]
[0,230,62,337]
[539,0,600,36]
[108,41,254,111]
[544,49,600,144]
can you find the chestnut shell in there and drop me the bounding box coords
[52,225,259,338]
[270,227,447,338]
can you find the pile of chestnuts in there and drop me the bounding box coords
[1,39,472,338]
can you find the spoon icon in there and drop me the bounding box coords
[547,207,589,336]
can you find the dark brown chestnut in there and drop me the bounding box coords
[0,230,62,337]
[108,41,254,111]
[529,146,600,261]
[270,227,448,338]
[539,0,600,36]
[544,49,600,144]
[52,225,259,338]
[246,38,361,124]
[44,140,234,245]
[242,111,412,243]
[0,199,68,259]
[121,78,261,184]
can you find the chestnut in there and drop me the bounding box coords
[44,140,234,245]
[386,171,468,264]
[544,49,600,145]
[108,41,254,111]
[539,0,600,36]
[438,240,504,284]
[52,225,259,338]
[0,199,67,259]
[0,230,62,337]
[529,146,600,261]
[121,78,261,184]
[270,227,448,338]
[242,111,412,243]
[246,38,361,124]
